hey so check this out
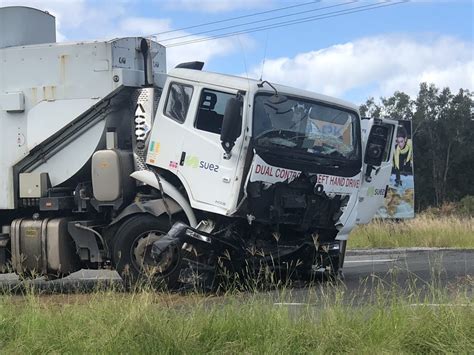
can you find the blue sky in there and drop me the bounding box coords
[2,0,473,103]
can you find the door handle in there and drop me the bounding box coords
[180,152,186,166]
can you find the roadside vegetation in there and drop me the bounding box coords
[349,203,474,249]
[1,207,472,353]
[0,279,472,354]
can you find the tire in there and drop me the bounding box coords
[112,214,182,290]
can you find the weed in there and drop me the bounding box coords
[0,274,472,354]
[349,214,474,249]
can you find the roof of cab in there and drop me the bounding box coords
[167,68,359,112]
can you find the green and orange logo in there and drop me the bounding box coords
[149,141,160,154]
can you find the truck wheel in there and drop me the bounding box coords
[113,214,182,289]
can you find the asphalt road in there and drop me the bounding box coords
[1,249,472,301]
[273,248,473,306]
[343,248,473,291]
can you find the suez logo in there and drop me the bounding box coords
[172,153,226,207]
[147,146,219,173]
[367,186,386,197]
[184,155,220,173]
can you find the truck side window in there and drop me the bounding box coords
[195,89,235,134]
[164,82,193,123]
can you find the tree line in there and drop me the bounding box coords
[360,83,473,211]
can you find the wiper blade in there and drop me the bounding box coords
[327,150,348,159]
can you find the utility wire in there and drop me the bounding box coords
[151,0,323,36]
[166,1,407,48]
[167,1,405,47]
[159,1,355,42]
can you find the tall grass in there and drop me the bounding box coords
[0,280,472,354]
[349,214,474,249]
[0,214,472,353]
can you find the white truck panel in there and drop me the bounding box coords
[31,121,106,187]
[27,99,100,151]
[356,118,398,224]
[0,92,25,112]
[0,36,166,209]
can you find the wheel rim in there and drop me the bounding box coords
[130,229,180,277]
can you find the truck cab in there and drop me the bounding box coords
[143,68,394,238]
[137,68,396,283]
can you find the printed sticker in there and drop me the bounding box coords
[249,155,301,184]
[315,174,360,194]
[169,161,178,169]
[149,141,160,154]
[184,155,220,173]
[249,155,360,194]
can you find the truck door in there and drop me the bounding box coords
[146,80,193,176]
[147,82,246,214]
[177,87,246,214]
[356,118,397,224]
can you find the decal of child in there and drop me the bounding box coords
[393,126,413,187]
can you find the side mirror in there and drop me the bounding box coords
[364,124,390,167]
[220,97,243,155]
[268,94,288,105]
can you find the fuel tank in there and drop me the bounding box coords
[10,217,80,276]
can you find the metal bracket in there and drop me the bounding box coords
[68,221,103,262]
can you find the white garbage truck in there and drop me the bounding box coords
[0,7,396,288]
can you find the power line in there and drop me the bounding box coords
[159,1,355,43]
[166,1,405,47]
[166,1,408,48]
[152,0,324,36]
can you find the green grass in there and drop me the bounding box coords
[0,214,472,353]
[349,214,474,249]
[0,284,472,354]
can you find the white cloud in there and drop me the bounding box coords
[109,17,253,69]
[1,1,249,68]
[0,0,131,41]
[1,0,87,41]
[162,0,273,13]
[165,37,249,70]
[248,34,474,100]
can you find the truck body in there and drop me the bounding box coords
[0,7,396,287]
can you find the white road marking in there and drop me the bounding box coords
[345,259,397,263]
[348,247,463,254]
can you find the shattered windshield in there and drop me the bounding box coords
[253,93,360,161]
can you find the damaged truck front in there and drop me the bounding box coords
[147,73,396,288]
